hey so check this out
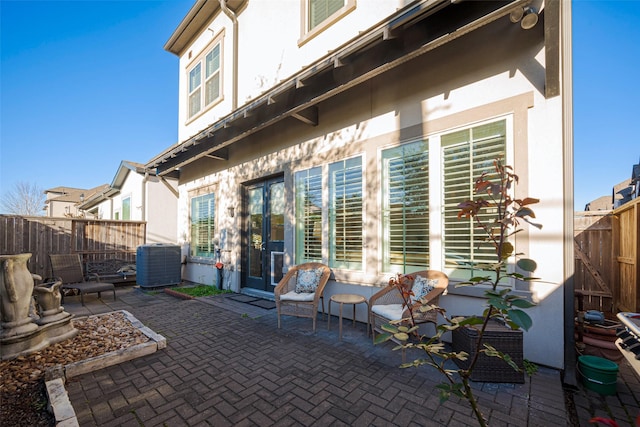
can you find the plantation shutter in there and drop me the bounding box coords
[309,0,344,30]
[329,157,362,270]
[205,44,220,106]
[188,63,202,118]
[382,141,429,273]
[191,194,215,257]
[295,167,323,262]
[442,120,506,279]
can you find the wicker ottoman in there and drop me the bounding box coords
[451,317,524,383]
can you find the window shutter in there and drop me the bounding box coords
[191,194,215,257]
[205,45,220,106]
[295,167,323,262]
[309,0,344,30]
[329,157,362,270]
[382,141,429,273]
[442,120,506,279]
[188,63,202,117]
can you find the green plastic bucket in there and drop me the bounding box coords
[578,355,619,395]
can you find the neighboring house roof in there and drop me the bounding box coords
[78,161,150,210]
[613,179,632,202]
[111,160,146,189]
[147,0,536,176]
[584,195,612,211]
[44,185,109,205]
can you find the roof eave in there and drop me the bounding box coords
[164,0,247,56]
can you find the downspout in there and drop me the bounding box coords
[142,171,149,221]
[219,0,238,110]
[561,0,576,386]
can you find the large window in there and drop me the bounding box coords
[381,140,429,274]
[295,167,323,262]
[187,42,221,120]
[329,157,363,270]
[191,194,215,257]
[442,120,507,280]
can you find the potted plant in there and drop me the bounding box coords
[376,158,541,427]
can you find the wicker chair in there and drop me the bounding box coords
[275,262,331,332]
[369,270,448,344]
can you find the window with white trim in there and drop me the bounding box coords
[191,193,215,258]
[187,41,222,120]
[381,140,429,274]
[329,156,363,270]
[442,120,507,280]
[295,167,323,263]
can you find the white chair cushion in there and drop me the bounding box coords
[280,290,316,302]
[371,303,404,320]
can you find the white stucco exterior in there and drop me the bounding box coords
[151,0,572,369]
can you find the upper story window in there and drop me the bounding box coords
[187,38,222,121]
[300,0,355,44]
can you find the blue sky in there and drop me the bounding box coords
[1,1,639,212]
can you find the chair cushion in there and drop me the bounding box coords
[280,290,316,302]
[371,303,404,320]
[295,268,322,293]
[410,275,438,304]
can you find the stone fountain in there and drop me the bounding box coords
[0,253,77,360]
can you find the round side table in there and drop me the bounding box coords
[328,293,369,341]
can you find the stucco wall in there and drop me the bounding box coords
[146,176,179,244]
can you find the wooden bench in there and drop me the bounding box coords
[85,258,136,285]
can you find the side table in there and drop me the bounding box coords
[328,294,369,341]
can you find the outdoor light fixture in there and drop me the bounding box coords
[227,206,235,217]
[509,7,524,23]
[509,5,539,30]
[520,6,539,30]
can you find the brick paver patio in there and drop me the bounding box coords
[61,287,640,426]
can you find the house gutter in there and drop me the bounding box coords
[219,0,239,110]
[142,171,148,221]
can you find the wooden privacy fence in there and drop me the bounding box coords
[574,212,614,313]
[574,198,640,314]
[614,198,640,312]
[0,215,146,280]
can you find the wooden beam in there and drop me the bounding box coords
[291,106,318,126]
[205,147,228,161]
[544,0,561,98]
